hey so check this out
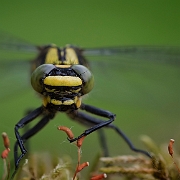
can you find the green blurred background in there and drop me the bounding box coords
[0,0,180,177]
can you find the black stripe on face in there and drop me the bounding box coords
[57,47,62,62]
[60,47,66,63]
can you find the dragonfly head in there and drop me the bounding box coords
[31,64,94,111]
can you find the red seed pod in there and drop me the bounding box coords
[58,126,74,139]
[2,132,10,149]
[168,139,175,157]
[77,136,86,148]
[1,148,10,159]
[90,173,107,180]
[77,162,89,172]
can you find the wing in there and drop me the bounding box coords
[83,45,180,107]
[1,31,180,146]
[82,46,180,141]
[0,31,38,102]
[83,46,180,65]
[0,30,37,53]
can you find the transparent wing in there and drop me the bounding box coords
[83,46,180,65]
[1,31,180,146]
[0,30,37,53]
[0,31,38,102]
[83,45,180,109]
[0,60,31,101]
[84,46,180,110]
[83,46,180,143]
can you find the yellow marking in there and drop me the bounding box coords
[42,96,48,107]
[45,87,55,92]
[65,48,79,65]
[45,47,60,64]
[44,76,82,86]
[55,65,71,68]
[47,96,51,103]
[74,96,81,108]
[50,99,62,105]
[50,98,74,106]
[45,46,79,65]
[62,99,74,105]
[43,95,81,108]
[71,88,81,93]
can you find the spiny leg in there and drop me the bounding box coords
[67,109,109,156]
[68,103,115,142]
[23,109,36,151]
[14,106,43,168]
[67,103,151,158]
[108,123,151,157]
[14,113,52,166]
[67,103,114,156]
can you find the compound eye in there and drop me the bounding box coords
[31,64,55,93]
[71,65,94,94]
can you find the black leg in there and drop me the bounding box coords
[67,108,110,156]
[14,113,52,166]
[23,109,36,151]
[68,103,115,142]
[14,106,43,168]
[108,123,151,157]
[67,103,151,158]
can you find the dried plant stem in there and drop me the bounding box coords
[100,155,151,165]
[2,159,7,180]
[100,166,156,174]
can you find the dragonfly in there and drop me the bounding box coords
[1,31,180,176]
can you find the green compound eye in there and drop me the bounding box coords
[31,64,55,93]
[71,65,94,95]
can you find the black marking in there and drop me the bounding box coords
[60,47,66,63]
[47,103,77,112]
[44,85,82,100]
[57,47,61,62]
[48,66,77,77]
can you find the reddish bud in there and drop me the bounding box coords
[58,126,74,139]
[90,173,107,180]
[77,162,89,172]
[77,136,86,147]
[2,132,10,149]
[1,148,10,159]
[168,139,175,157]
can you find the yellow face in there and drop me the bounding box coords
[44,76,82,87]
